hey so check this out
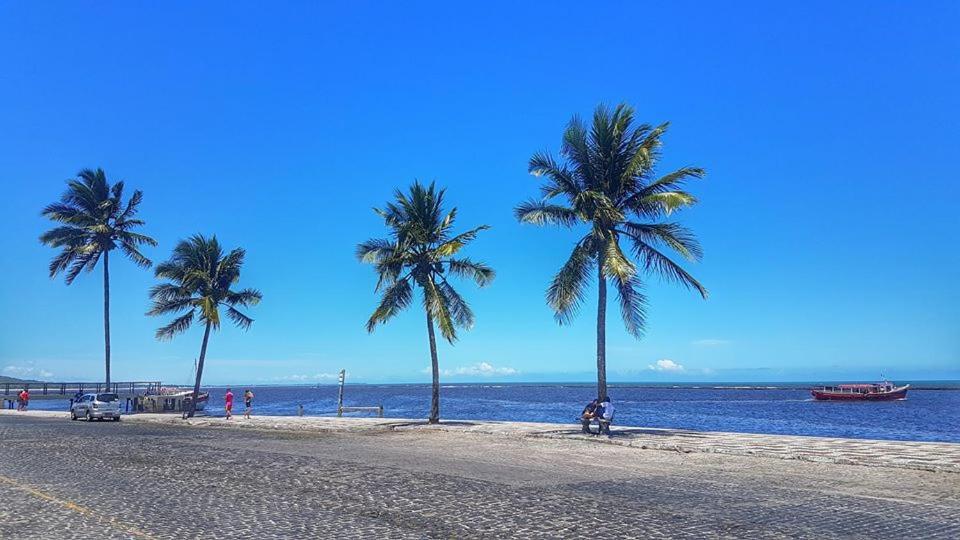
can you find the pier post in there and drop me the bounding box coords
[336,369,345,417]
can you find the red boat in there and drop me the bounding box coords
[811,382,909,401]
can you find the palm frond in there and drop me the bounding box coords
[225,306,254,330]
[356,238,396,263]
[445,257,495,287]
[641,166,705,195]
[146,296,196,317]
[601,236,636,283]
[199,297,221,329]
[40,204,94,226]
[547,238,595,324]
[435,225,489,257]
[437,279,475,330]
[48,248,77,278]
[116,190,143,223]
[119,231,158,247]
[119,241,152,268]
[147,283,192,304]
[155,311,195,340]
[627,191,698,217]
[624,234,708,298]
[422,277,457,343]
[619,222,702,261]
[64,249,99,285]
[39,226,88,248]
[514,200,579,227]
[225,288,263,308]
[529,151,581,198]
[365,278,413,333]
[614,276,648,338]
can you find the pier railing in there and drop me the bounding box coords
[2,381,163,399]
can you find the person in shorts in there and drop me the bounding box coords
[243,389,254,419]
[18,388,29,411]
[224,387,234,419]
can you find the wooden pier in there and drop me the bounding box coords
[2,381,162,410]
[2,381,162,399]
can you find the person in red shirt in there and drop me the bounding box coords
[224,388,234,419]
[18,389,29,411]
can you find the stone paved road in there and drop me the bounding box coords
[1,415,958,539]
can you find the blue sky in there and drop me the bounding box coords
[1,2,957,385]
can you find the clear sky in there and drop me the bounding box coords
[1,2,957,385]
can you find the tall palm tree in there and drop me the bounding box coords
[40,168,157,387]
[358,181,494,423]
[147,235,261,418]
[516,103,708,401]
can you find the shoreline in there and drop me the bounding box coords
[4,409,958,474]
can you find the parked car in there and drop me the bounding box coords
[71,393,122,421]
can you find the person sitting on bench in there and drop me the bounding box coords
[580,399,599,433]
[597,396,614,435]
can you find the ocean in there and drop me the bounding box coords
[26,381,960,443]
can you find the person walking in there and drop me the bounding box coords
[243,389,254,419]
[224,387,234,420]
[17,388,29,411]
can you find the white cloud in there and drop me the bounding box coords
[692,339,731,347]
[647,359,685,372]
[3,364,54,379]
[429,362,518,377]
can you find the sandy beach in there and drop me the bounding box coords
[1,410,958,538]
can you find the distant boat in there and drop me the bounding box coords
[811,382,909,401]
[148,387,209,411]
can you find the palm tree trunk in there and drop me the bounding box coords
[596,262,607,401]
[426,310,440,424]
[186,321,212,419]
[103,250,111,389]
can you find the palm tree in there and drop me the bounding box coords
[358,181,494,423]
[39,168,157,387]
[147,235,261,418]
[516,103,708,401]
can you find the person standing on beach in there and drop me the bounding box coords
[18,388,29,411]
[224,388,234,419]
[243,389,254,419]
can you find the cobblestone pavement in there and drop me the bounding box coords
[14,411,957,473]
[1,414,958,539]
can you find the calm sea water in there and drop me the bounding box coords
[28,382,960,443]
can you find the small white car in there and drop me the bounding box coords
[71,393,122,422]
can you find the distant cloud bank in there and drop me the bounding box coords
[3,364,54,379]
[421,362,518,377]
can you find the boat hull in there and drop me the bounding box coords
[811,386,908,401]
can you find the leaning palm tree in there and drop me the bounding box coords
[147,235,261,418]
[516,103,708,401]
[39,168,157,387]
[358,181,494,423]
